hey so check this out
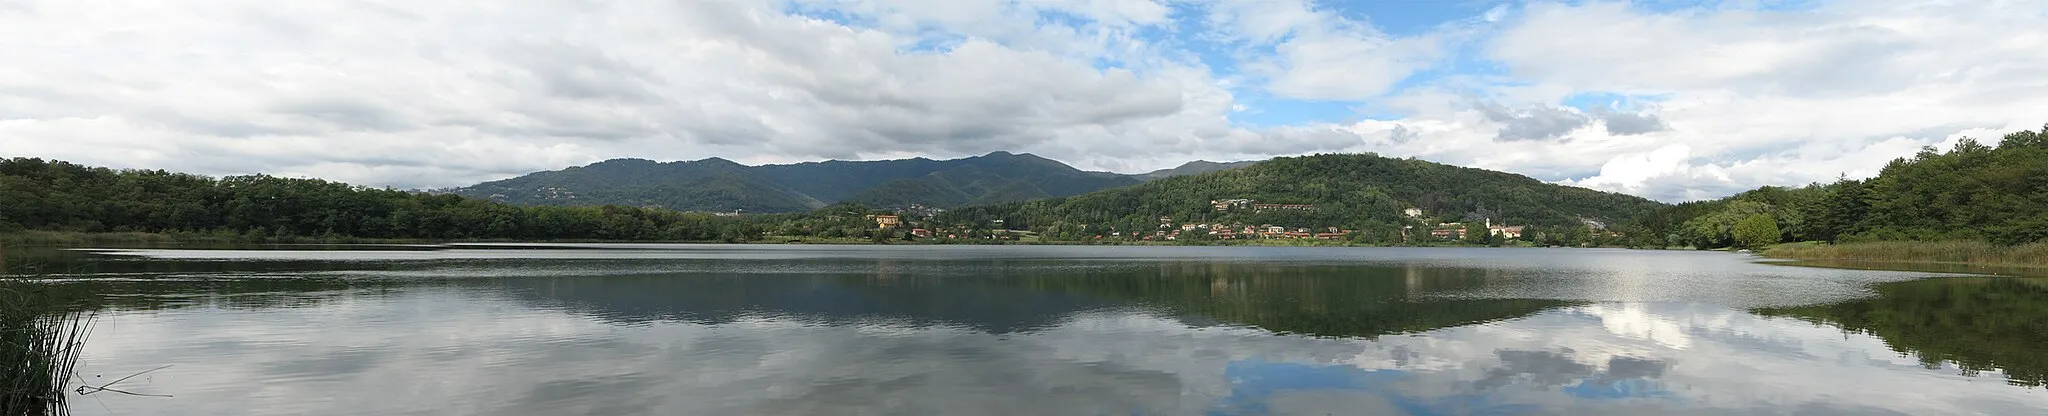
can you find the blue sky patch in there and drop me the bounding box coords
[1321,0,1503,36]
[1630,0,1824,13]
[1230,95,1389,127]
[1560,92,1674,112]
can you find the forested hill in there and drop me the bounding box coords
[936,153,1665,237]
[1621,124,2048,249]
[0,157,909,242]
[451,152,1140,213]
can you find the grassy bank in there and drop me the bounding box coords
[0,230,435,246]
[0,230,746,247]
[1,230,184,246]
[1764,241,2048,269]
[1,281,91,415]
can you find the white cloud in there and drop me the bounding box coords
[0,0,1219,188]
[0,0,2043,202]
[1468,0,2048,199]
[1568,144,1703,197]
[1266,32,1442,100]
[1204,0,1446,101]
[72,284,2044,415]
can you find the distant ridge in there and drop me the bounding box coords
[1137,160,1261,181]
[452,152,1142,213]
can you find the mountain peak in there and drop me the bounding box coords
[978,151,1063,163]
[691,157,745,167]
[1139,159,1262,181]
[590,158,657,166]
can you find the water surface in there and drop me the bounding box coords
[8,245,2044,415]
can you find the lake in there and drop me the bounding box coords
[5,245,2045,415]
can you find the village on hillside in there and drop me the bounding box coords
[850,198,1540,244]
[1186,199,1528,242]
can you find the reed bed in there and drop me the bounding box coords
[0,281,92,416]
[1766,241,2048,268]
[0,230,181,246]
[0,229,421,246]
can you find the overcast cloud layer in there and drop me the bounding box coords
[3,0,2044,202]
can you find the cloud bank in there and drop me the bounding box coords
[1,0,2043,202]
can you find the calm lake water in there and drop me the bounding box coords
[5,245,2045,415]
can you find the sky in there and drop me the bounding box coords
[2,0,2044,202]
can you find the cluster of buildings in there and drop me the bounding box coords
[859,201,1529,244]
[898,204,946,218]
[1210,199,1317,212]
[529,187,578,201]
[1190,225,1350,240]
[867,214,902,228]
[1139,216,1351,241]
[867,214,1007,240]
[482,186,577,202]
[1425,219,1525,240]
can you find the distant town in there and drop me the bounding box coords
[846,198,1541,245]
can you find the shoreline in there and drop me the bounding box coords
[1,230,1554,249]
[1760,241,2048,277]
[14,231,2042,278]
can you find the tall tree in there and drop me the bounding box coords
[1733,214,1781,249]
[1625,123,2048,249]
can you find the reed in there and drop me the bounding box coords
[0,230,423,246]
[0,280,92,415]
[0,230,182,246]
[1765,241,2048,268]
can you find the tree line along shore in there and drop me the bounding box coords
[4,124,2045,270]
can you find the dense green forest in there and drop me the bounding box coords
[935,153,1666,243]
[838,165,1057,208]
[2,153,1663,247]
[1621,124,2048,249]
[0,158,910,242]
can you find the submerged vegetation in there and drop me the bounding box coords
[1,279,91,415]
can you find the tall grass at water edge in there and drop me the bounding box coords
[1765,241,2048,268]
[0,229,373,246]
[1,280,92,416]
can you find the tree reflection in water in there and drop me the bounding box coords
[1754,277,2048,387]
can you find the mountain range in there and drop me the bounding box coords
[452,152,1260,213]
